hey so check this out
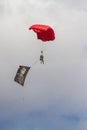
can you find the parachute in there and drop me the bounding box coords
[29,24,55,42]
[29,24,55,64]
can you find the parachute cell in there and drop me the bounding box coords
[29,24,55,42]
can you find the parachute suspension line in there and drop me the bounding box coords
[41,42,44,52]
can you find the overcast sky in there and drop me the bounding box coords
[0,0,87,130]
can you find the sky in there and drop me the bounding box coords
[0,0,87,130]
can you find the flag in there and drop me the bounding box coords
[14,66,30,86]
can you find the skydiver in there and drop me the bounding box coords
[40,51,44,64]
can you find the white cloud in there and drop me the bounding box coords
[0,0,87,129]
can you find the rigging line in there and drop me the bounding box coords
[39,41,44,53]
[30,58,39,67]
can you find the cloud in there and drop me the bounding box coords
[0,0,87,130]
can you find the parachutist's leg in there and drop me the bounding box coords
[40,60,42,64]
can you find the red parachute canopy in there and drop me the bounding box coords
[29,24,55,42]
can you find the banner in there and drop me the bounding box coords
[14,66,30,86]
